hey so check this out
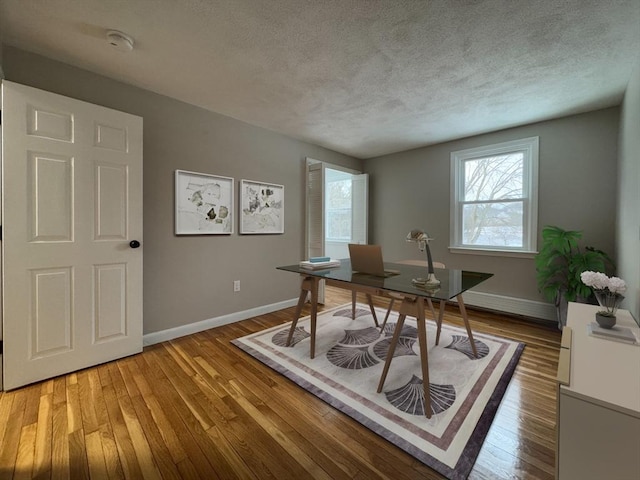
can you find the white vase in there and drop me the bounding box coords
[594,291,624,317]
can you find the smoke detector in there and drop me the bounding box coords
[106,30,134,52]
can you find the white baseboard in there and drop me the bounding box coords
[458,291,556,323]
[143,292,556,347]
[143,298,299,346]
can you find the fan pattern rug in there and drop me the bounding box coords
[232,303,524,480]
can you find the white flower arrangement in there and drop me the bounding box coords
[580,271,627,294]
[580,271,626,316]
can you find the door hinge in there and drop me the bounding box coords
[0,340,3,355]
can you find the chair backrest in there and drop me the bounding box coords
[395,259,445,269]
[348,244,401,277]
[348,244,386,276]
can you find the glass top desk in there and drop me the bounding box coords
[277,260,493,418]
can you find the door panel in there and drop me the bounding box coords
[94,123,128,151]
[29,151,74,242]
[27,104,74,142]
[95,162,128,239]
[2,80,143,390]
[94,263,127,342]
[30,267,73,358]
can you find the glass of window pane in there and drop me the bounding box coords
[464,154,524,201]
[327,209,351,240]
[462,202,524,247]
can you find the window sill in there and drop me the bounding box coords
[449,247,538,259]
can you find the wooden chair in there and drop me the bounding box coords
[380,260,445,331]
[328,281,380,327]
[341,259,444,329]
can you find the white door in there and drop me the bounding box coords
[1,81,143,390]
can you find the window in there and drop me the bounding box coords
[450,137,539,256]
[325,177,352,240]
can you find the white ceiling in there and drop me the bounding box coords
[2,0,639,159]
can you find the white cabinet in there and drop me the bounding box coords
[556,302,640,479]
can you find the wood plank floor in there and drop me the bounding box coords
[0,287,561,479]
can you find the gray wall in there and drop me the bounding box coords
[2,45,634,329]
[617,58,640,321]
[2,47,362,335]
[0,19,4,78]
[365,108,620,302]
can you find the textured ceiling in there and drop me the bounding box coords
[1,0,639,158]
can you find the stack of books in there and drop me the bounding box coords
[587,322,639,345]
[299,257,341,270]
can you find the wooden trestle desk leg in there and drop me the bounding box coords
[456,294,478,358]
[434,296,478,357]
[285,276,320,358]
[377,296,432,418]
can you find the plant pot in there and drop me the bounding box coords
[595,312,616,329]
[555,292,597,330]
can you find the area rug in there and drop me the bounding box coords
[232,303,524,480]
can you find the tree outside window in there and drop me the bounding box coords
[326,179,352,240]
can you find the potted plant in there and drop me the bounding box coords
[535,225,613,328]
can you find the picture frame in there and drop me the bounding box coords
[175,169,234,235]
[240,179,284,234]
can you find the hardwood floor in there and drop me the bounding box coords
[0,287,561,479]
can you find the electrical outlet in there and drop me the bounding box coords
[233,280,240,292]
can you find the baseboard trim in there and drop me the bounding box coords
[143,292,556,346]
[143,298,299,346]
[458,291,556,323]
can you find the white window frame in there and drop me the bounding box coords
[450,137,539,257]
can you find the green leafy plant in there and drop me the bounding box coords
[535,225,613,303]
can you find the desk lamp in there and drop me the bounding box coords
[406,229,441,287]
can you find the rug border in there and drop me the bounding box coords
[231,304,525,480]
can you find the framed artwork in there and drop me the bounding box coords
[240,179,284,234]
[175,170,234,235]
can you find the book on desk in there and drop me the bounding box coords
[299,259,342,270]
